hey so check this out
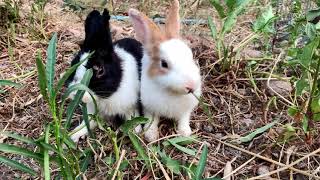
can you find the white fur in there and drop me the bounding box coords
[97,46,140,117]
[68,52,90,101]
[68,46,141,142]
[141,39,201,142]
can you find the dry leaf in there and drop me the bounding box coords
[223,161,233,180]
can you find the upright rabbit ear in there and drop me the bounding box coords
[165,0,180,39]
[128,8,164,46]
[102,8,111,21]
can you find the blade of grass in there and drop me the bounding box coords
[62,83,95,101]
[225,0,236,11]
[82,103,94,138]
[35,50,48,101]
[120,117,148,134]
[209,0,226,19]
[167,140,196,156]
[65,69,93,129]
[79,149,93,174]
[40,142,59,154]
[194,144,208,180]
[128,131,149,166]
[59,128,76,150]
[0,155,37,176]
[60,82,98,123]
[0,144,43,162]
[44,125,50,180]
[1,131,37,145]
[59,155,74,179]
[0,80,21,87]
[46,32,57,99]
[164,136,197,146]
[106,128,120,161]
[239,120,278,143]
[54,51,93,100]
[208,16,217,40]
[158,150,181,175]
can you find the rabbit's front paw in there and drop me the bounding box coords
[177,125,192,137]
[144,128,159,142]
[70,128,88,143]
[134,124,142,133]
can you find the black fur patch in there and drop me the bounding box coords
[85,51,122,98]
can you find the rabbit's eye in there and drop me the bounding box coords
[160,59,169,69]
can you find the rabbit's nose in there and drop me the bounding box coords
[186,87,194,93]
[185,81,195,94]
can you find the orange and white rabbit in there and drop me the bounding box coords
[128,0,202,142]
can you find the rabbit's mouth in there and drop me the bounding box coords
[166,86,190,95]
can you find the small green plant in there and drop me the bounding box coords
[286,5,320,140]
[2,0,20,23]
[28,0,48,40]
[0,33,97,179]
[63,0,86,12]
[208,0,276,72]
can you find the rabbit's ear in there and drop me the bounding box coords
[102,9,111,21]
[165,0,180,39]
[129,9,164,46]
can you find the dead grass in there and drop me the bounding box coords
[0,0,320,179]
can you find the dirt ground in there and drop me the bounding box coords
[1,0,320,179]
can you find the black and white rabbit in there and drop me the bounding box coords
[66,9,143,142]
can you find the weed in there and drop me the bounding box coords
[285,4,320,142]
[3,0,20,23]
[0,33,96,178]
[63,0,86,12]
[28,0,48,40]
[208,0,276,72]
[0,79,21,93]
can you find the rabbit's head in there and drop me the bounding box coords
[129,0,201,95]
[82,9,122,98]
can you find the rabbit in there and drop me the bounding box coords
[128,0,202,142]
[66,9,143,142]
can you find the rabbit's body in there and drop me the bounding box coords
[97,42,141,117]
[129,0,202,142]
[69,43,141,116]
[66,9,143,142]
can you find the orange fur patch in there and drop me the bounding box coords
[139,14,168,77]
[165,0,180,39]
[146,0,180,77]
[147,43,168,77]
[130,1,181,77]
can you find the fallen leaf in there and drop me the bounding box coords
[223,161,233,180]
